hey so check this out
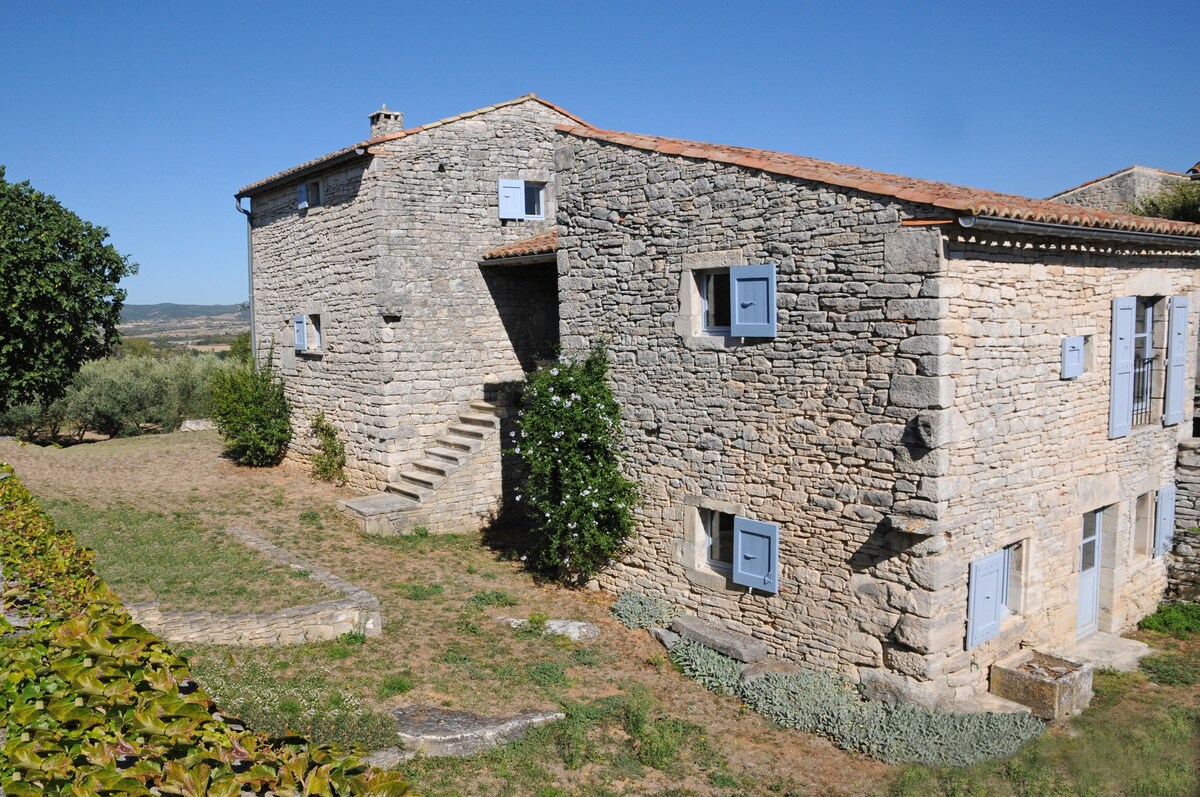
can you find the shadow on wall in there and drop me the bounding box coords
[479,263,560,372]
[480,399,534,559]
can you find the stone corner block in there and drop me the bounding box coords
[889,376,955,410]
[670,616,768,662]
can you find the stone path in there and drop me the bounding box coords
[126,525,381,645]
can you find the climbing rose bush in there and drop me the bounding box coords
[514,347,639,581]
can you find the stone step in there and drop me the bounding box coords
[670,616,768,662]
[470,400,509,418]
[337,493,421,517]
[436,434,483,454]
[447,423,488,440]
[385,481,435,503]
[414,457,455,477]
[427,446,470,465]
[399,469,444,490]
[459,411,500,429]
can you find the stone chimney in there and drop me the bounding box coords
[369,104,404,138]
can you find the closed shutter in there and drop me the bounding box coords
[1155,483,1177,557]
[498,179,525,220]
[732,516,779,593]
[1061,336,1085,379]
[298,183,309,210]
[967,550,1006,648]
[1164,296,1189,426]
[293,313,307,352]
[1109,296,1136,439]
[729,265,777,338]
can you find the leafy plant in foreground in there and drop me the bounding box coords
[1138,601,1200,639]
[310,410,347,483]
[210,349,292,466]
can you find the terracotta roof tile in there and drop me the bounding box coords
[481,230,558,261]
[237,95,590,198]
[556,126,1200,240]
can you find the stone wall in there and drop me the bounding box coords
[1051,166,1184,213]
[127,526,381,645]
[937,237,1199,699]
[249,99,570,495]
[555,133,955,698]
[1171,439,1200,600]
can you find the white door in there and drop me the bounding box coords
[1077,511,1101,637]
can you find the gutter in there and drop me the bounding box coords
[958,215,1200,249]
[235,199,257,366]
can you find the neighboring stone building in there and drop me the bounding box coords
[1049,164,1187,213]
[546,126,1200,705]
[236,95,584,533]
[239,97,1200,706]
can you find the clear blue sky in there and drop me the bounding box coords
[3,1,1197,305]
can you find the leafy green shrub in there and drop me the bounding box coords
[1138,601,1200,638]
[1129,179,1200,224]
[1140,653,1200,686]
[0,467,412,795]
[611,590,682,629]
[311,410,347,483]
[513,347,639,581]
[210,352,292,466]
[668,639,745,695]
[669,637,1045,766]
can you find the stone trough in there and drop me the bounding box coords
[989,649,1093,720]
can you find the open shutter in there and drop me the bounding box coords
[732,516,779,593]
[1164,296,1189,426]
[1155,483,1177,557]
[1061,336,1085,379]
[297,183,309,210]
[498,179,524,220]
[967,550,1006,648]
[1109,296,1136,439]
[729,265,777,338]
[293,313,307,352]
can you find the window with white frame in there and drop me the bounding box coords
[498,179,545,220]
[966,539,1026,648]
[293,313,323,353]
[700,507,736,573]
[697,270,732,334]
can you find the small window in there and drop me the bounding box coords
[698,270,731,334]
[1002,540,1025,615]
[294,312,323,353]
[524,182,545,219]
[308,314,322,350]
[701,508,736,572]
[1135,491,1155,556]
[298,180,322,210]
[967,539,1026,648]
[498,179,546,221]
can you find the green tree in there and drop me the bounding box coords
[0,166,136,408]
[1128,179,1200,224]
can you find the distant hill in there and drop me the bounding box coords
[121,303,249,323]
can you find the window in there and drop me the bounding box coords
[967,540,1026,648]
[1154,484,1177,557]
[498,179,545,220]
[1135,490,1155,556]
[298,180,321,210]
[698,270,731,334]
[1110,295,1188,438]
[701,508,735,572]
[293,313,322,353]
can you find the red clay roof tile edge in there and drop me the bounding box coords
[481,229,559,260]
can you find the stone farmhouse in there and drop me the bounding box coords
[237,95,1200,706]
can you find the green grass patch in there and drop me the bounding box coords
[1139,601,1200,638]
[1140,653,1200,686]
[467,589,519,610]
[46,497,332,612]
[396,582,444,601]
[379,672,417,697]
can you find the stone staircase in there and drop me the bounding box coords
[337,401,507,533]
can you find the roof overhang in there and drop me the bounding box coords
[958,215,1200,250]
[235,148,370,200]
[478,252,558,267]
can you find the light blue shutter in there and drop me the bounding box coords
[729,265,777,338]
[298,183,309,210]
[1155,483,1177,557]
[1109,297,1136,439]
[1061,336,1085,379]
[498,179,524,220]
[967,550,1006,648]
[293,313,307,352]
[1164,296,1189,426]
[732,516,779,593]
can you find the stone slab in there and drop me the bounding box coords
[499,617,600,642]
[739,659,801,684]
[1073,632,1155,673]
[650,627,681,650]
[670,616,768,662]
[391,706,564,757]
[179,419,216,432]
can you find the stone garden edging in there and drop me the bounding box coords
[126,526,381,645]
